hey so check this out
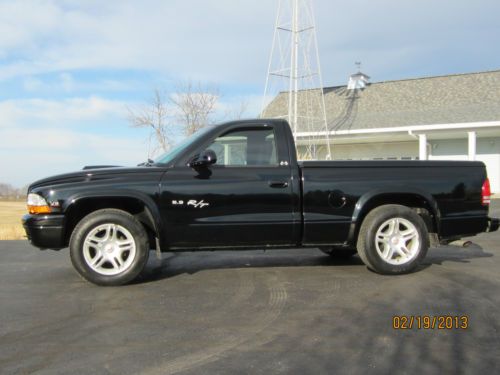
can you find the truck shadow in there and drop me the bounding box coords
[423,243,493,265]
[136,243,493,284]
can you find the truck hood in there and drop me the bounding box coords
[29,166,157,190]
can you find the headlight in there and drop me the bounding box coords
[27,193,51,214]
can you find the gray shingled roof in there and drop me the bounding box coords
[262,70,500,132]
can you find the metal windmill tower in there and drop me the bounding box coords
[262,0,331,160]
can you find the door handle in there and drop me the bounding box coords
[268,181,289,188]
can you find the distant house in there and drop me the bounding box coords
[262,69,500,192]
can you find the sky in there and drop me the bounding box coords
[1,0,500,187]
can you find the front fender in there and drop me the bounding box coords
[64,190,163,244]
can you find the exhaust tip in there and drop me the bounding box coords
[449,240,472,248]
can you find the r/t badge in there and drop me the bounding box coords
[172,199,210,208]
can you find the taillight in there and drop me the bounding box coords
[482,179,491,205]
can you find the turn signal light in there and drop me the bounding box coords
[28,205,52,214]
[482,179,491,206]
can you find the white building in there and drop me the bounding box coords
[263,70,500,192]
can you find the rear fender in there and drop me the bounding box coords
[348,188,440,243]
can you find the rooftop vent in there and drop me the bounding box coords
[347,62,370,90]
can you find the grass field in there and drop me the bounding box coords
[0,201,27,240]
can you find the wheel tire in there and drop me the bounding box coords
[70,209,150,286]
[357,204,429,275]
[320,247,357,259]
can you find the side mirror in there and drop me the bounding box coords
[189,149,217,168]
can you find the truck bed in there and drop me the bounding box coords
[299,159,489,245]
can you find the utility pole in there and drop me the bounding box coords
[262,0,331,160]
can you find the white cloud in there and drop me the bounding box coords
[0,0,498,86]
[0,96,150,186]
[21,73,140,94]
[1,0,499,86]
[0,97,128,128]
[0,0,276,83]
[0,0,61,52]
[0,126,148,187]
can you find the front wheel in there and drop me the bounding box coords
[70,209,150,286]
[357,205,429,275]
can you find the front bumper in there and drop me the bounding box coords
[487,217,499,233]
[22,214,66,250]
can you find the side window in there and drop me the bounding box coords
[207,128,278,166]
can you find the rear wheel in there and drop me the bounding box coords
[70,209,150,286]
[357,204,429,275]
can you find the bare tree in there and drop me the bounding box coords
[0,183,16,198]
[128,82,251,156]
[0,183,27,199]
[127,89,172,153]
[224,98,249,120]
[170,81,220,136]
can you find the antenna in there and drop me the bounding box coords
[355,61,362,73]
[262,0,331,160]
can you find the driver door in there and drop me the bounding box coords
[160,125,297,249]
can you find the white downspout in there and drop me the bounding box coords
[468,131,477,161]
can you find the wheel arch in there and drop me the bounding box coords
[63,192,163,249]
[348,189,440,244]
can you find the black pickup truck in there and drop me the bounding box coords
[23,119,499,285]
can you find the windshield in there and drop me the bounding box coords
[154,126,214,165]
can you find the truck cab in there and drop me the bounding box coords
[157,120,301,250]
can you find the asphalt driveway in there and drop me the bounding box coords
[1,203,499,374]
